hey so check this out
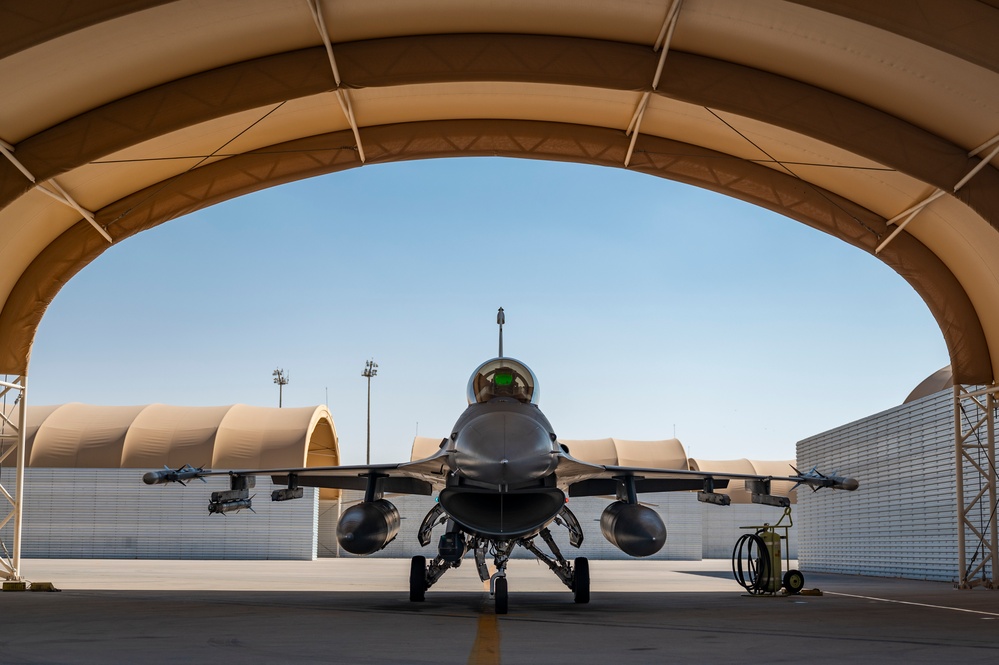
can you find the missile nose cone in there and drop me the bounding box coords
[142,471,163,485]
[840,477,860,491]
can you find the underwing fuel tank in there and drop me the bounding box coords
[600,501,667,557]
[336,499,401,555]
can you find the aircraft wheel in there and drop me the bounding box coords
[783,569,805,595]
[409,555,427,602]
[573,557,590,604]
[495,576,508,615]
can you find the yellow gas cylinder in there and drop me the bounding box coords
[759,529,782,593]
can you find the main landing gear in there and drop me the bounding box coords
[410,505,588,614]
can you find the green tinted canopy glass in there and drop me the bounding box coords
[494,372,514,386]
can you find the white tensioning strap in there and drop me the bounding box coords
[625,0,683,167]
[1,137,113,243]
[876,131,999,255]
[306,0,366,163]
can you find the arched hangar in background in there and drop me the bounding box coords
[1,1,998,585]
[3,403,338,484]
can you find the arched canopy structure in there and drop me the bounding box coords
[1,403,338,471]
[3,1,999,383]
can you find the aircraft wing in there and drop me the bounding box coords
[143,448,452,496]
[553,453,859,499]
[268,454,450,495]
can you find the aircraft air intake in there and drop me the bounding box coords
[438,487,565,538]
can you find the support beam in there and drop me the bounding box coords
[624,0,682,167]
[877,128,999,255]
[0,375,26,581]
[1,136,112,243]
[306,0,366,163]
[954,384,998,589]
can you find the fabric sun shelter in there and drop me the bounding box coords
[0,1,998,385]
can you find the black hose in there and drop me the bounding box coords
[732,532,771,595]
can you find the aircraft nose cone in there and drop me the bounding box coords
[453,411,554,485]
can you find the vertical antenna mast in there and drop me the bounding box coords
[497,307,505,357]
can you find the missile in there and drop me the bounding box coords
[209,498,253,514]
[792,467,860,492]
[142,464,205,485]
[208,488,253,514]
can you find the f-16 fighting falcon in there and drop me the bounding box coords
[145,309,858,613]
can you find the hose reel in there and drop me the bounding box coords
[731,506,804,595]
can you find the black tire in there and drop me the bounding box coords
[409,555,427,602]
[783,569,805,595]
[573,557,590,604]
[495,576,508,615]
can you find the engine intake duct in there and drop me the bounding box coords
[336,499,401,555]
[438,487,564,538]
[600,501,666,557]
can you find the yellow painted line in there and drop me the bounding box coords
[825,591,999,618]
[467,613,501,665]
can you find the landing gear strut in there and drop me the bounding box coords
[410,504,588,613]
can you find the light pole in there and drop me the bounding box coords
[273,368,289,408]
[362,359,378,464]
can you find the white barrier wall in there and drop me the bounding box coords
[796,389,957,582]
[701,502,797,560]
[2,471,797,563]
[0,469,318,560]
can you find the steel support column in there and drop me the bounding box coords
[954,384,998,589]
[0,375,26,581]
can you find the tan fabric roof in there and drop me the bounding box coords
[3,2,999,384]
[904,365,954,404]
[558,438,690,470]
[689,458,798,503]
[1,402,338,474]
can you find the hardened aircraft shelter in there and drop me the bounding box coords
[1,1,999,586]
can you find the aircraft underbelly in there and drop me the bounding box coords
[438,487,565,539]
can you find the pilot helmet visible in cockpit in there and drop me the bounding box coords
[466,358,539,405]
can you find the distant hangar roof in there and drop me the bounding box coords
[0,403,338,470]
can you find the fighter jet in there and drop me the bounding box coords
[144,309,857,613]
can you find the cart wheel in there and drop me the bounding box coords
[573,557,590,604]
[783,569,805,595]
[495,576,508,614]
[409,555,427,602]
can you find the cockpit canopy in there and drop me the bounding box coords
[466,357,539,405]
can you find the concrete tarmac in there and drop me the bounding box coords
[3,559,998,664]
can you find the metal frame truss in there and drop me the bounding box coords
[0,375,26,581]
[954,384,998,589]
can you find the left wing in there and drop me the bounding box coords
[143,447,453,511]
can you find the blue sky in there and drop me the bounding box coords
[26,157,948,465]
